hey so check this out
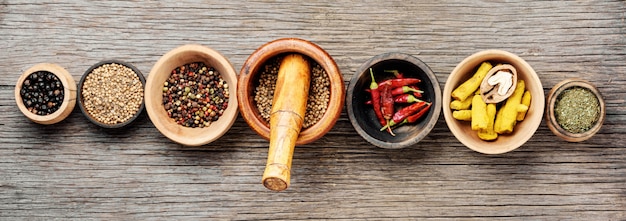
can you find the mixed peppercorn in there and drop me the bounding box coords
[366,69,431,136]
[162,62,229,128]
[20,71,64,116]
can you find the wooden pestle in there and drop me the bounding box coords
[262,54,311,191]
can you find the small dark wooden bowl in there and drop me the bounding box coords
[15,63,77,125]
[237,38,345,145]
[78,60,145,128]
[546,78,605,142]
[347,53,442,149]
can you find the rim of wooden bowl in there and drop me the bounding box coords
[346,52,442,149]
[78,60,146,128]
[545,78,605,142]
[15,63,77,125]
[145,44,239,146]
[237,38,345,145]
[442,50,545,154]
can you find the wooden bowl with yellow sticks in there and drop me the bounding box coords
[443,50,544,154]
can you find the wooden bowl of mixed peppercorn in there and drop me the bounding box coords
[545,78,605,142]
[237,38,345,145]
[443,50,545,154]
[78,60,145,128]
[15,63,77,125]
[346,53,442,149]
[145,44,239,146]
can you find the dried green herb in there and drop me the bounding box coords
[554,87,599,133]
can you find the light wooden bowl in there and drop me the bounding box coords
[78,60,145,128]
[443,50,545,154]
[545,79,605,142]
[237,38,345,145]
[145,45,239,146]
[15,63,76,125]
[346,52,442,149]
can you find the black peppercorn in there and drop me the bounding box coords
[20,71,64,115]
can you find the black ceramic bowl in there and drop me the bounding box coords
[347,53,442,149]
[78,60,145,128]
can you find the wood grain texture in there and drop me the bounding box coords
[1,0,625,220]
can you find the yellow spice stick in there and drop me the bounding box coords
[494,80,526,134]
[450,97,472,110]
[451,62,493,101]
[478,103,498,141]
[516,91,532,121]
[494,102,504,133]
[471,94,488,131]
[453,110,472,121]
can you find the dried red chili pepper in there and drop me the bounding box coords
[393,94,423,104]
[367,68,386,127]
[405,102,432,123]
[391,85,424,97]
[380,84,394,119]
[380,101,428,131]
[390,102,433,128]
[409,85,423,98]
[364,87,422,104]
[379,78,421,88]
[379,83,395,135]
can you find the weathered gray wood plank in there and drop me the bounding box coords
[1,0,625,220]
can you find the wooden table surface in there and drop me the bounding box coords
[1,1,625,220]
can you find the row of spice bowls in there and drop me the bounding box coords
[14,38,606,154]
[15,61,146,127]
[348,49,604,153]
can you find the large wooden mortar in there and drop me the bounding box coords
[238,38,345,191]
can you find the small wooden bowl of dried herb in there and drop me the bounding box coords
[237,38,345,145]
[145,44,239,146]
[443,50,545,154]
[346,52,442,149]
[546,78,605,142]
[15,63,77,125]
[78,60,145,128]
